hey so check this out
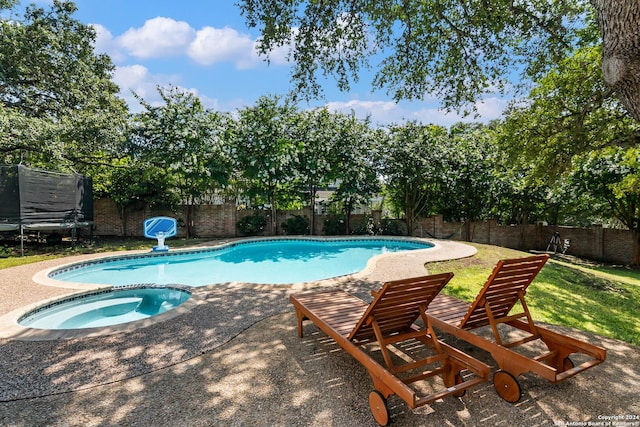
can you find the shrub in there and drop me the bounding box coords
[380,219,406,236]
[281,215,310,235]
[351,216,381,235]
[323,214,346,235]
[236,212,266,236]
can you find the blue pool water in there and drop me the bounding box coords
[51,238,433,286]
[19,286,191,330]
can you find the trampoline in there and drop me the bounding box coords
[0,165,93,254]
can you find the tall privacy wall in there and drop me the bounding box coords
[415,216,633,265]
[93,198,634,265]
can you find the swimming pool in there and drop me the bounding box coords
[50,237,434,286]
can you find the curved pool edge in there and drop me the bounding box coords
[35,236,473,290]
[9,237,476,341]
[354,238,477,283]
[0,285,207,341]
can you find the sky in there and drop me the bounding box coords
[47,0,510,126]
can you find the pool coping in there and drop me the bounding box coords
[0,237,477,341]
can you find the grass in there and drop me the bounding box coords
[427,243,640,346]
[2,238,639,346]
[0,236,210,270]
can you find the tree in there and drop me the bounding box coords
[593,1,640,121]
[102,160,177,236]
[239,1,584,110]
[573,147,640,265]
[499,43,638,178]
[293,108,341,234]
[328,113,380,234]
[232,95,301,235]
[131,86,230,237]
[436,124,500,232]
[383,122,448,235]
[0,0,128,169]
[239,0,640,122]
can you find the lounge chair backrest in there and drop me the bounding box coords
[459,255,549,330]
[348,272,454,342]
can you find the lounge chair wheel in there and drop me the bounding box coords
[369,390,389,426]
[493,370,521,403]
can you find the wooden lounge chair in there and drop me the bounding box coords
[426,254,606,403]
[290,273,491,426]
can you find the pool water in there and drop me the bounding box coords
[19,287,191,330]
[51,238,433,286]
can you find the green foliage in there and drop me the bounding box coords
[379,219,405,236]
[239,0,587,112]
[382,122,502,232]
[436,123,502,223]
[236,212,267,236]
[499,44,636,178]
[382,122,446,234]
[232,95,302,234]
[323,214,346,235]
[131,86,230,202]
[0,0,128,169]
[292,107,345,234]
[328,114,381,233]
[108,163,178,211]
[494,34,640,228]
[281,215,310,235]
[131,86,230,236]
[573,147,640,232]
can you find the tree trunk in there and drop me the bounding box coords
[309,185,316,235]
[120,205,127,237]
[271,204,278,235]
[185,204,194,238]
[405,205,414,237]
[592,0,640,121]
[344,201,352,235]
[632,229,640,266]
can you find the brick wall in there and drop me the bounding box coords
[415,217,634,264]
[94,198,635,264]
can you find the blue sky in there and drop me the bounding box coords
[65,1,508,126]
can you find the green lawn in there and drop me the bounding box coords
[427,243,640,346]
[0,237,209,269]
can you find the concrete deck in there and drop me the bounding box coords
[0,238,637,426]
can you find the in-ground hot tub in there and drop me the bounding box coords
[18,285,191,330]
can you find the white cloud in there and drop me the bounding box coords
[91,23,125,62]
[188,26,257,68]
[262,41,291,65]
[325,99,399,124]
[113,65,175,111]
[118,17,196,59]
[474,97,509,121]
[113,65,225,113]
[94,17,289,71]
[412,97,509,126]
[324,96,510,127]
